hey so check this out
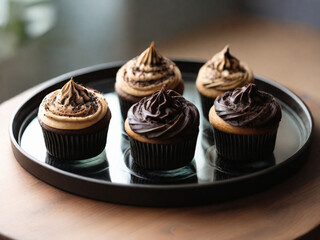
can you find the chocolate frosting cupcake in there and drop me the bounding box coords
[125,88,199,170]
[215,83,282,128]
[209,83,282,161]
[127,88,199,140]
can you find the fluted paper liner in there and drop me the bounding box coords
[118,96,136,120]
[213,127,278,161]
[42,127,109,160]
[198,93,215,121]
[128,134,198,170]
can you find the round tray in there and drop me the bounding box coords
[10,60,313,207]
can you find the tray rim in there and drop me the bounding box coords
[9,60,314,206]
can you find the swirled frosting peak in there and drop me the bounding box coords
[55,77,91,106]
[128,88,199,139]
[197,45,254,93]
[215,83,282,128]
[137,41,162,67]
[210,45,241,73]
[38,78,108,130]
[116,42,183,97]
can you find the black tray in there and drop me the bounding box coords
[10,61,313,207]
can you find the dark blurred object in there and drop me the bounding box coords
[0,0,56,59]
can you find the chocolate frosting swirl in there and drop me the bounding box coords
[215,84,282,128]
[128,89,199,139]
[38,78,108,130]
[116,42,183,97]
[196,45,254,94]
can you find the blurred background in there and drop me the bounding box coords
[0,0,319,103]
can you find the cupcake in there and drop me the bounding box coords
[196,45,254,120]
[38,78,112,160]
[124,88,199,170]
[209,83,282,161]
[115,42,184,119]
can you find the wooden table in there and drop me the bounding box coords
[1,17,320,240]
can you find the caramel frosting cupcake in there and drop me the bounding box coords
[125,88,199,170]
[115,42,184,119]
[39,78,108,130]
[38,78,111,160]
[209,83,282,161]
[196,45,254,120]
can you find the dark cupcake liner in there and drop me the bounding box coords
[128,134,198,170]
[118,96,137,120]
[42,127,109,160]
[198,92,215,121]
[213,127,278,161]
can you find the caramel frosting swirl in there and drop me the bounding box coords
[128,88,199,140]
[215,84,282,128]
[196,45,254,96]
[116,42,183,97]
[38,78,108,130]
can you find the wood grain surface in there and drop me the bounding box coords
[0,17,319,240]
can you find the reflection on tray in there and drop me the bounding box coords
[124,149,198,185]
[201,126,215,150]
[45,150,110,180]
[207,145,276,179]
